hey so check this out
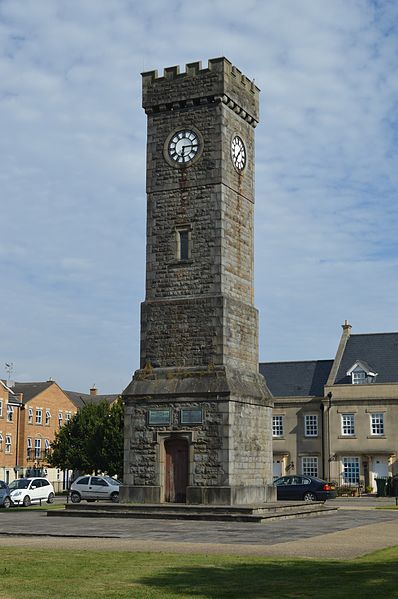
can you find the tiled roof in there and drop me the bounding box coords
[65,391,119,409]
[335,332,398,384]
[11,381,54,403]
[260,360,333,397]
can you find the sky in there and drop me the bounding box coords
[1,0,398,394]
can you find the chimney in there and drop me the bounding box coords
[90,385,97,396]
[342,319,352,333]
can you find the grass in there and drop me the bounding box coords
[0,546,397,598]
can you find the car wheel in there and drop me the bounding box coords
[23,495,31,507]
[303,492,317,501]
[70,492,81,504]
[111,492,119,503]
[47,492,55,504]
[2,497,11,509]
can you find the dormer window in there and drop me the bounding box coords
[347,361,377,385]
[352,370,366,385]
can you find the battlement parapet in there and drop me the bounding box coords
[142,57,260,124]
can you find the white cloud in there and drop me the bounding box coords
[1,0,398,391]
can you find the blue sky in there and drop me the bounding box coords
[1,0,398,393]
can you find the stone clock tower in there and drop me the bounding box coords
[121,58,275,505]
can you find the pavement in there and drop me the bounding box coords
[0,497,397,560]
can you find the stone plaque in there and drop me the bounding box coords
[148,409,171,425]
[180,408,203,424]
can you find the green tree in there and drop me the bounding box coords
[49,398,124,479]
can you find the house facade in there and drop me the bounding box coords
[261,322,398,491]
[0,380,77,491]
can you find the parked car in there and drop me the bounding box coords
[273,475,337,501]
[0,480,11,508]
[70,475,121,503]
[8,477,55,507]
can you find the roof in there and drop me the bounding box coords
[260,360,333,397]
[11,381,54,403]
[334,332,398,384]
[65,391,119,409]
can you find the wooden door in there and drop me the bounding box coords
[165,438,189,503]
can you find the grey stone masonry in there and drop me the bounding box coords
[122,58,274,505]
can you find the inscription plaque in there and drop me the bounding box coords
[148,409,171,425]
[180,408,203,424]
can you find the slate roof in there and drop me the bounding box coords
[65,391,119,409]
[260,360,333,397]
[334,332,398,384]
[11,381,54,404]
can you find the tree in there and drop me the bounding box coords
[49,398,124,479]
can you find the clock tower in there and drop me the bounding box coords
[122,58,275,505]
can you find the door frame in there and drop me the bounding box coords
[156,432,194,503]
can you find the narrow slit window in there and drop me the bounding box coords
[177,229,190,261]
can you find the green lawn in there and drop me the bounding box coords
[0,546,397,598]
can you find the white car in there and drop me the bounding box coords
[9,477,55,507]
[70,475,121,503]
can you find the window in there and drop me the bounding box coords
[45,439,50,456]
[370,413,384,436]
[6,404,13,422]
[0,433,3,447]
[27,437,32,459]
[341,414,355,436]
[272,415,284,437]
[65,411,71,423]
[36,408,42,425]
[302,456,318,477]
[58,411,63,427]
[176,228,190,261]
[342,457,360,485]
[28,408,33,424]
[0,399,3,417]
[45,409,51,425]
[352,370,366,384]
[304,415,318,437]
[34,438,41,459]
[5,435,11,453]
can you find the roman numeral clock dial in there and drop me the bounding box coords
[168,129,199,164]
[231,135,246,171]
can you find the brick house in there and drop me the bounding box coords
[0,380,77,491]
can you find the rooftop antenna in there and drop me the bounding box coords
[5,362,14,380]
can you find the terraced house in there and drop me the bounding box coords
[0,379,77,491]
[262,322,398,491]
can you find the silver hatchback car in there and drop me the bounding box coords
[70,475,121,503]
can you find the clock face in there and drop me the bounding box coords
[168,129,200,164]
[231,135,246,171]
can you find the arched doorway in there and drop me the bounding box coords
[164,437,189,503]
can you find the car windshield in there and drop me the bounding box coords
[9,479,30,490]
[103,477,121,486]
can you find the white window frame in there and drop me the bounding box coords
[370,412,384,436]
[304,414,318,437]
[272,415,284,438]
[352,370,366,384]
[342,456,360,485]
[58,410,63,426]
[45,439,50,455]
[341,413,355,436]
[6,404,13,422]
[0,399,3,418]
[45,409,51,425]
[0,433,3,445]
[27,437,32,458]
[36,408,42,425]
[28,407,33,424]
[65,411,71,423]
[34,438,41,459]
[302,456,318,477]
[5,435,11,454]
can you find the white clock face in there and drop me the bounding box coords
[168,130,199,164]
[231,135,246,171]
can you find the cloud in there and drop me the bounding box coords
[1,0,398,391]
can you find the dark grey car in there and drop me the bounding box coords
[0,480,11,508]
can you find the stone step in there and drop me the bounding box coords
[48,501,337,522]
